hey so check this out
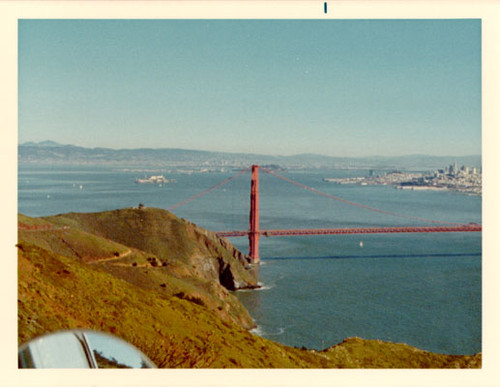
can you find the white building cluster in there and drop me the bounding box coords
[324,163,482,196]
[428,163,482,195]
[437,162,481,178]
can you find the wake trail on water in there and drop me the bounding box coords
[264,252,481,261]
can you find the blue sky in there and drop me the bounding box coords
[18,19,481,157]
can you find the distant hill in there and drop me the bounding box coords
[21,140,61,147]
[19,141,481,171]
[18,207,481,368]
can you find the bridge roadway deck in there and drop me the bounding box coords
[216,225,482,238]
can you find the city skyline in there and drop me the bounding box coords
[18,19,481,157]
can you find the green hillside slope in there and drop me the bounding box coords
[17,209,481,368]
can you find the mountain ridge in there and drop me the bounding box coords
[19,141,481,170]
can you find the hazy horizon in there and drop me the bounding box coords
[19,139,482,161]
[19,20,481,158]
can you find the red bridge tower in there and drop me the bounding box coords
[249,165,260,263]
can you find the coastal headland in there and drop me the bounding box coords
[18,207,481,368]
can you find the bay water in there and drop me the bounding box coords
[18,164,481,355]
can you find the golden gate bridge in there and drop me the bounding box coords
[167,165,481,263]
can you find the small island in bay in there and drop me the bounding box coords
[135,175,177,185]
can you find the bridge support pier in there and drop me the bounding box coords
[249,165,260,263]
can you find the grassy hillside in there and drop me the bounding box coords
[18,209,481,368]
[19,208,257,329]
[47,207,257,290]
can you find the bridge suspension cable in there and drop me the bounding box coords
[260,167,467,226]
[166,167,251,211]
